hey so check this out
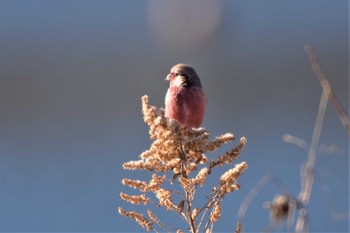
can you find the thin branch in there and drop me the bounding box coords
[295,49,331,232]
[197,192,219,231]
[298,56,331,205]
[304,44,350,137]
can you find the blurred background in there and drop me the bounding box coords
[0,0,348,232]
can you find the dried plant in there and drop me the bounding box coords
[118,95,247,233]
[237,45,349,232]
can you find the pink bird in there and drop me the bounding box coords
[165,64,206,128]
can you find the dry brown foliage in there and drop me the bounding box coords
[119,95,247,232]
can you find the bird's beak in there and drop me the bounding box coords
[165,74,171,81]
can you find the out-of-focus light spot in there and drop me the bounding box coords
[147,1,220,48]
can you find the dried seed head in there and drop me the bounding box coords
[192,167,209,186]
[118,207,153,231]
[191,207,199,220]
[219,161,247,195]
[210,201,221,223]
[264,194,298,221]
[120,193,150,205]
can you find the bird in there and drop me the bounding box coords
[165,63,206,128]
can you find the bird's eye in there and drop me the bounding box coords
[174,72,180,76]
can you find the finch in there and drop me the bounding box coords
[165,64,206,128]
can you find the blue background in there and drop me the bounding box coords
[0,0,348,232]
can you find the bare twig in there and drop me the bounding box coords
[283,133,345,156]
[294,45,333,233]
[298,86,330,203]
[304,45,350,137]
[296,87,329,232]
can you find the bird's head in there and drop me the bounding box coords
[166,64,202,88]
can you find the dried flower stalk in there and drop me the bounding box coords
[120,193,150,205]
[118,207,153,232]
[119,95,247,232]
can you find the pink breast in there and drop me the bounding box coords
[165,86,206,128]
